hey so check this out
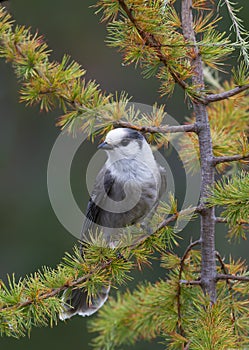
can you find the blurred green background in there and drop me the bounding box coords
[0,1,249,349]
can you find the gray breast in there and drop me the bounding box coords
[81,158,164,244]
[97,159,159,227]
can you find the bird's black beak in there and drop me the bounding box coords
[97,141,114,150]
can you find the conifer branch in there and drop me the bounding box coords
[213,153,249,165]
[216,274,249,282]
[114,120,198,134]
[177,239,201,333]
[183,341,191,350]
[0,203,181,338]
[179,280,201,285]
[209,173,249,241]
[129,205,197,249]
[155,214,179,232]
[216,252,236,288]
[1,2,249,347]
[215,217,249,225]
[206,84,249,103]
[155,205,200,235]
[215,253,245,325]
[117,0,189,91]
[180,240,202,269]
[0,260,113,314]
[181,0,217,303]
[220,0,249,67]
[216,251,228,275]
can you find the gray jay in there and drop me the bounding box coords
[60,127,166,320]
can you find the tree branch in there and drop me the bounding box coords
[114,121,198,134]
[183,341,191,350]
[180,280,202,285]
[206,84,249,103]
[177,239,201,333]
[216,251,228,274]
[156,206,200,233]
[215,217,249,225]
[215,251,236,323]
[213,153,249,165]
[117,0,188,91]
[181,0,216,303]
[216,274,249,282]
[130,206,199,249]
[0,259,113,313]
[129,213,179,249]
[180,240,202,271]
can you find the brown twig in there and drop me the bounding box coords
[129,213,180,249]
[205,84,249,103]
[183,341,191,350]
[114,121,198,134]
[0,259,113,313]
[156,214,179,231]
[117,0,189,91]
[216,251,249,323]
[180,280,202,285]
[213,153,249,165]
[156,206,200,233]
[216,251,228,275]
[216,274,249,282]
[130,206,200,249]
[180,240,202,273]
[215,217,249,225]
[177,239,201,333]
[117,0,249,105]
[215,251,236,323]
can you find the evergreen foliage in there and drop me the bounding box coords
[0,1,249,349]
[209,171,249,240]
[0,204,179,339]
[179,83,249,173]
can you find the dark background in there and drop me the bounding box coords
[0,1,248,349]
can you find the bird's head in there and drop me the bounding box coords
[98,128,146,160]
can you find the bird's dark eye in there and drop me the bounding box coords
[120,139,130,147]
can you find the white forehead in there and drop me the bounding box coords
[105,128,128,144]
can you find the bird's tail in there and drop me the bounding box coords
[59,285,110,320]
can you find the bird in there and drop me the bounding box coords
[59,127,166,320]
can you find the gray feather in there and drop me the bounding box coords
[60,128,167,320]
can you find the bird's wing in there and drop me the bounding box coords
[158,165,167,200]
[61,166,113,321]
[80,165,115,242]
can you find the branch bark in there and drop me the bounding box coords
[215,251,236,323]
[0,259,113,313]
[180,280,202,285]
[216,274,249,282]
[213,153,249,165]
[181,0,216,302]
[215,217,249,225]
[130,207,198,248]
[206,84,249,103]
[177,239,201,332]
[114,121,198,134]
[156,206,200,233]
